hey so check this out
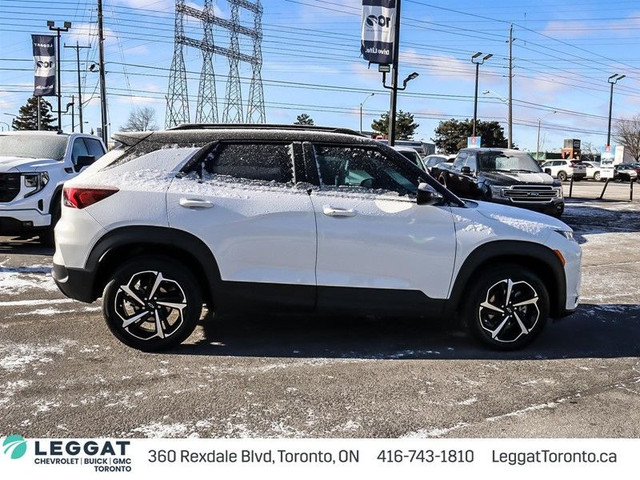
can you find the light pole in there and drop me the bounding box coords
[471,52,492,137]
[359,93,375,134]
[536,110,557,159]
[47,20,71,131]
[607,73,625,147]
[0,121,10,131]
[382,71,419,143]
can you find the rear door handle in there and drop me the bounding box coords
[179,198,213,209]
[323,205,356,217]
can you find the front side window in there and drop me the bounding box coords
[204,143,294,184]
[313,145,420,196]
[71,138,90,165]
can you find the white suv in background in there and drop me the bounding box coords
[540,159,587,182]
[53,125,581,352]
[0,131,106,243]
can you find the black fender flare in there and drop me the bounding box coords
[86,226,222,303]
[447,240,567,318]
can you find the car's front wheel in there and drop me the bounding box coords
[102,256,203,351]
[464,265,549,350]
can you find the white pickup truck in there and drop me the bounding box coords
[0,131,106,244]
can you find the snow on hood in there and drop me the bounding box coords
[482,170,555,185]
[474,199,570,235]
[0,156,60,173]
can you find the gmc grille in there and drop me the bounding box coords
[0,173,20,202]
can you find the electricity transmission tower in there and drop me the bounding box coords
[166,0,265,127]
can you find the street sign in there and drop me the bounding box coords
[467,136,481,148]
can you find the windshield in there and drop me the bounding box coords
[477,151,542,173]
[0,134,68,160]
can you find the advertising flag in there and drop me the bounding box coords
[32,34,56,96]
[361,0,396,65]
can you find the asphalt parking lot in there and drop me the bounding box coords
[1,181,639,438]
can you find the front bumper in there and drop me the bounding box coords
[0,209,51,235]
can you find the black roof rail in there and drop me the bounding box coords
[166,123,365,137]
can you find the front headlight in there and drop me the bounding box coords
[555,229,575,242]
[23,172,49,198]
[490,185,504,198]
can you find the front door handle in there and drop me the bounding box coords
[323,205,356,217]
[179,198,213,209]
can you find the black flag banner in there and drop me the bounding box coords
[32,34,56,96]
[361,0,396,65]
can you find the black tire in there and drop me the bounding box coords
[102,256,203,351]
[464,265,549,350]
[557,171,568,182]
[39,194,61,246]
[594,172,601,181]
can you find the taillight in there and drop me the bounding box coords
[63,187,119,209]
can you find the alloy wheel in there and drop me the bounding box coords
[113,270,188,342]
[477,278,540,344]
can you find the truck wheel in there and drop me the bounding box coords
[464,265,549,350]
[557,171,568,182]
[102,256,203,351]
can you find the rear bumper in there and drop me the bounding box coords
[52,262,97,303]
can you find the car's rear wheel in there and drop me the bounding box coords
[102,256,202,351]
[464,265,549,350]
[594,172,601,181]
[557,171,568,182]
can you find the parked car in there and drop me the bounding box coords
[0,130,106,244]
[392,145,425,170]
[614,163,640,182]
[579,161,602,181]
[423,154,455,175]
[431,148,564,217]
[53,124,581,352]
[540,159,587,182]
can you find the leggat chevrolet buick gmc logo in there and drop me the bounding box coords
[3,435,27,459]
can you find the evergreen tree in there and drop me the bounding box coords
[371,110,419,140]
[11,96,57,131]
[294,113,314,126]
[432,118,509,154]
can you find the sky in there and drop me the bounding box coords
[2,0,640,154]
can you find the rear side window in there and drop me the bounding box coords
[205,143,294,184]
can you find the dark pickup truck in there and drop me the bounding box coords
[431,148,564,217]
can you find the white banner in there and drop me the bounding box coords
[1,437,638,479]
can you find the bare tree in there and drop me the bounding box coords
[614,115,640,161]
[121,106,158,132]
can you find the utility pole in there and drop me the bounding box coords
[507,24,514,149]
[98,0,108,145]
[47,20,71,131]
[65,42,90,133]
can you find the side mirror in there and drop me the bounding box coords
[417,182,444,206]
[461,166,472,175]
[75,155,95,172]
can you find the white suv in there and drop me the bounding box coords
[53,125,581,351]
[540,159,587,182]
[0,131,106,243]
